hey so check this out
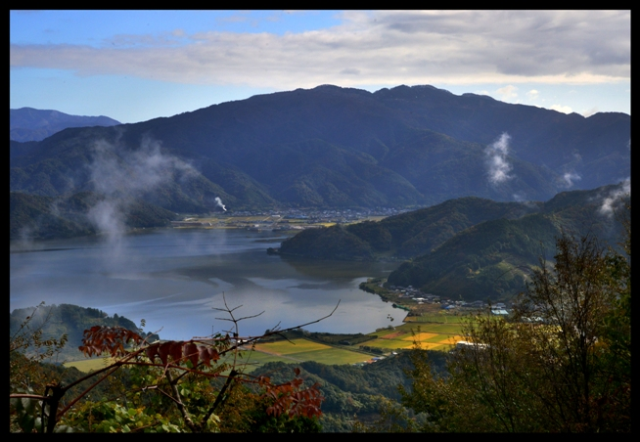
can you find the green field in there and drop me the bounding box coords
[253,338,332,355]
[404,311,470,324]
[283,349,371,365]
[64,357,116,373]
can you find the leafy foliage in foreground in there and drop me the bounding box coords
[10,300,330,433]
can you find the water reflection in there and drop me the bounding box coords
[10,228,400,340]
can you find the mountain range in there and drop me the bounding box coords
[10,85,630,215]
[10,107,121,142]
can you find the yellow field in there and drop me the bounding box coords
[402,332,438,341]
[417,342,447,350]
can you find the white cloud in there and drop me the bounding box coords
[581,107,598,117]
[550,104,573,114]
[496,85,518,101]
[526,89,539,99]
[9,10,630,88]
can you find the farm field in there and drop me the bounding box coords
[250,339,371,366]
[361,318,467,352]
[63,315,472,374]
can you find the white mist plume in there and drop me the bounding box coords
[600,178,630,216]
[90,136,198,197]
[214,197,227,212]
[485,133,514,185]
[86,136,199,246]
[562,171,582,188]
[88,199,125,246]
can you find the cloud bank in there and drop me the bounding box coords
[10,11,629,89]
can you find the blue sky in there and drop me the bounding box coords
[10,10,630,124]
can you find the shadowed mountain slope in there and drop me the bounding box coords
[10,85,629,214]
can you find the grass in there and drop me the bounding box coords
[281,349,371,365]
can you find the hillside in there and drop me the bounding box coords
[276,183,629,300]
[10,85,629,213]
[386,184,629,300]
[10,191,178,243]
[278,197,539,260]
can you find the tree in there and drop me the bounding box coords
[10,297,337,433]
[400,221,630,432]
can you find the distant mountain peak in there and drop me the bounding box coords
[10,107,121,142]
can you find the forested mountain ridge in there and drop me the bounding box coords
[10,85,629,213]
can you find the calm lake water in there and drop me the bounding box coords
[10,228,402,340]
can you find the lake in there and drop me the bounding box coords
[10,228,402,341]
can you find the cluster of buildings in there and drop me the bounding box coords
[231,207,407,225]
[233,207,406,218]
[388,284,511,315]
[174,208,409,231]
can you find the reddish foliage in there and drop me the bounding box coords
[80,326,221,368]
[144,340,220,367]
[261,368,324,419]
[79,326,144,357]
[78,326,323,421]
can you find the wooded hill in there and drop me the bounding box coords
[10,191,177,242]
[10,303,159,362]
[10,85,629,213]
[277,183,629,300]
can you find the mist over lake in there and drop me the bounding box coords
[10,228,401,340]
